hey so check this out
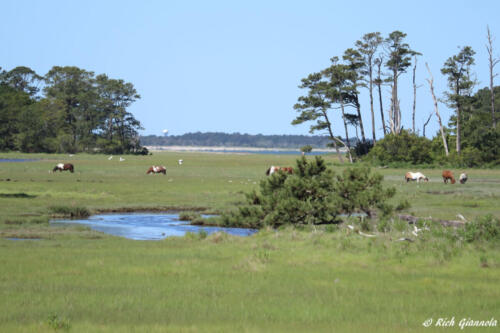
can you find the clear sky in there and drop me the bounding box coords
[1,0,499,138]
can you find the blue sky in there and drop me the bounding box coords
[1,0,499,138]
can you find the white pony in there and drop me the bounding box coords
[405,171,429,183]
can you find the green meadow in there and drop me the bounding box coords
[0,152,499,332]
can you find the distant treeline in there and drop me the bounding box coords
[0,66,144,154]
[140,132,356,149]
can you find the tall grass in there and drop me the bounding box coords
[49,206,90,218]
[0,228,498,332]
[0,152,499,331]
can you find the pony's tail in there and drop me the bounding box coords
[266,168,271,176]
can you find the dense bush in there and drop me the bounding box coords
[353,141,374,158]
[365,130,433,165]
[219,156,397,228]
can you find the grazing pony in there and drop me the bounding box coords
[146,165,166,175]
[459,173,468,184]
[442,170,456,184]
[266,166,293,176]
[53,163,74,173]
[405,171,429,183]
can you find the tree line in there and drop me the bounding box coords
[293,28,499,166]
[140,132,356,149]
[0,66,144,154]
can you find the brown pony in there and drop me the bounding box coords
[53,163,74,173]
[266,166,294,176]
[146,165,166,175]
[442,170,456,184]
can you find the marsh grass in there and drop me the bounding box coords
[178,211,202,221]
[0,152,499,331]
[49,206,90,218]
[0,227,497,332]
[46,314,71,331]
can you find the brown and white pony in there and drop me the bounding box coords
[442,170,456,184]
[146,165,166,175]
[53,163,74,173]
[405,171,429,183]
[266,166,293,176]
[459,173,468,184]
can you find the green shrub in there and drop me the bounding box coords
[220,156,397,228]
[365,130,433,165]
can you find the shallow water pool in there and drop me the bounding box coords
[50,213,257,240]
[0,158,38,162]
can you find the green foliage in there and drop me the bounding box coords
[220,156,396,228]
[384,31,420,75]
[441,46,476,103]
[15,99,64,153]
[365,130,433,165]
[431,86,500,167]
[459,215,500,242]
[0,84,32,150]
[300,145,313,154]
[333,166,396,217]
[0,65,144,154]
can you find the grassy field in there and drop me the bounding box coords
[0,152,499,332]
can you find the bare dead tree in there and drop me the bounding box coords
[486,25,499,128]
[412,56,422,133]
[422,112,433,137]
[426,63,449,156]
[374,56,387,135]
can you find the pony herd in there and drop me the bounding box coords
[405,170,468,184]
[50,160,468,186]
[52,161,295,177]
[51,162,171,175]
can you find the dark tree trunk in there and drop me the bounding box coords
[339,95,353,163]
[368,64,376,143]
[322,108,343,163]
[355,94,366,143]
